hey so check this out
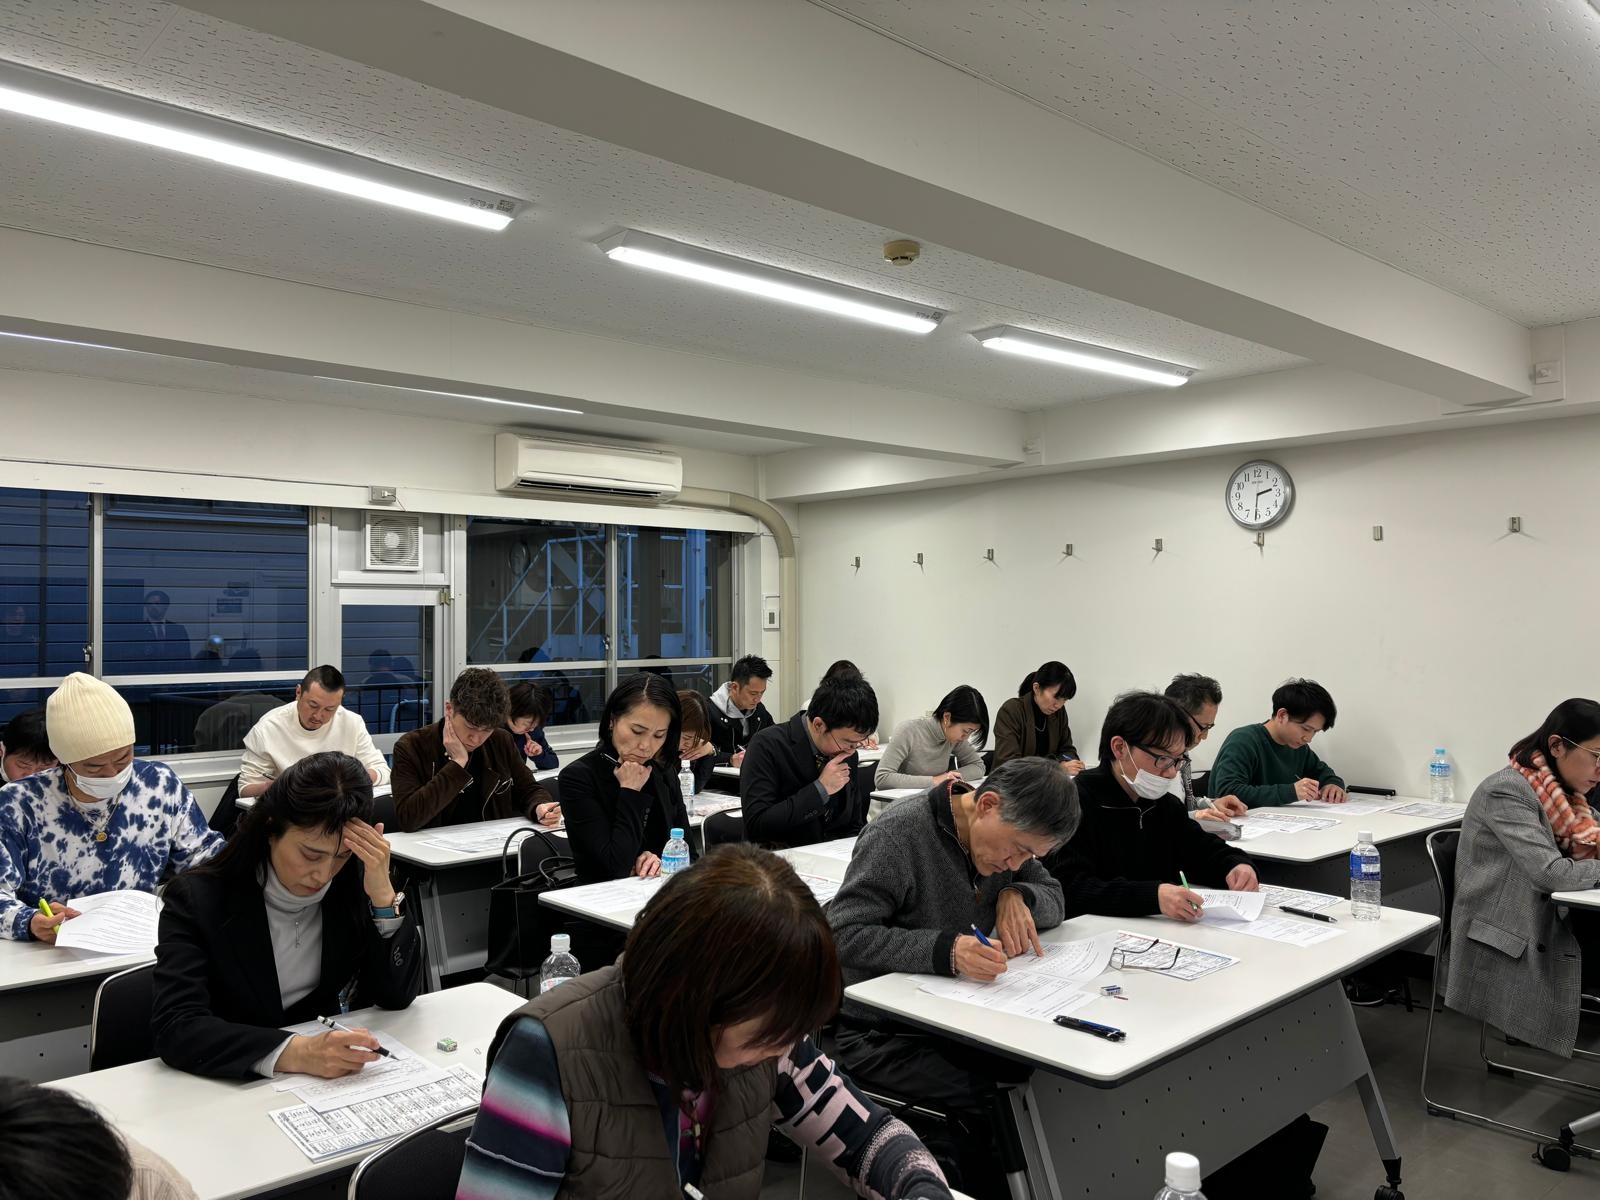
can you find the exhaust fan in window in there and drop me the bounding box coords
[364,514,423,572]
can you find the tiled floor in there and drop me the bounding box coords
[763,999,1600,1199]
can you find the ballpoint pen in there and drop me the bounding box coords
[1278,905,1337,923]
[317,1015,392,1057]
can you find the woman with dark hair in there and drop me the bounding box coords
[1445,699,1600,1058]
[992,660,1083,773]
[677,688,718,794]
[558,673,691,884]
[151,751,423,1080]
[875,685,990,790]
[456,844,952,1200]
[506,680,559,770]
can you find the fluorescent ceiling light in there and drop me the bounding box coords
[598,229,943,334]
[0,60,524,230]
[314,376,582,415]
[972,326,1195,387]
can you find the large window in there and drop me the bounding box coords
[466,519,606,664]
[1,488,90,724]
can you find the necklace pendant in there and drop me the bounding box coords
[94,830,108,842]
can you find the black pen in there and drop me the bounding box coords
[1279,905,1337,923]
[317,1015,393,1057]
[1053,1015,1126,1041]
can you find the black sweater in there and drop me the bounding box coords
[1045,762,1252,918]
[740,712,867,848]
[559,747,691,884]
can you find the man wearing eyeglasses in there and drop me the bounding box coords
[1208,678,1347,809]
[1046,691,1257,922]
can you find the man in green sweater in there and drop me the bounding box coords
[1209,678,1347,808]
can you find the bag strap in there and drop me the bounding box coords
[501,826,567,879]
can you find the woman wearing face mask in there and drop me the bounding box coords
[992,661,1084,774]
[1445,699,1600,1058]
[457,844,952,1200]
[558,674,692,885]
[0,709,57,784]
[1045,690,1257,922]
[0,673,220,942]
[151,751,422,1079]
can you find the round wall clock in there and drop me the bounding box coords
[1225,460,1294,529]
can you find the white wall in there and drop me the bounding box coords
[797,413,1600,797]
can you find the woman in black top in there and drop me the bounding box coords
[152,752,422,1080]
[559,674,691,884]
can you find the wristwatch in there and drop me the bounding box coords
[370,891,405,919]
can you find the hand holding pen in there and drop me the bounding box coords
[954,925,1008,982]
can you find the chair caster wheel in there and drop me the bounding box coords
[1534,1142,1571,1172]
[1374,1187,1404,1200]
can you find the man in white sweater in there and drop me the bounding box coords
[238,666,389,796]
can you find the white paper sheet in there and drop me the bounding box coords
[690,796,741,821]
[268,1065,481,1162]
[870,788,924,801]
[1113,931,1237,982]
[1215,915,1345,947]
[1235,811,1340,836]
[54,890,160,955]
[795,872,841,905]
[800,838,858,863]
[917,931,1118,1021]
[1259,884,1344,913]
[1388,801,1466,820]
[270,1033,450,1112]
[417,818,545,855]
[561,874,668,912]
[1287,797,1400,816]
[1191,888,1265,922]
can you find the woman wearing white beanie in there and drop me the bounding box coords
[0,673,222,941]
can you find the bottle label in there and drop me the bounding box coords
[540,977,569,993]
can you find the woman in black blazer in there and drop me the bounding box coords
[152,751,423,1079]
[559,673,690,884]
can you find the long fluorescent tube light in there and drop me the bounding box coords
[314,376,582,416]
[0,59,524,230]
[598,229,943,334]
[973,326,1195,387]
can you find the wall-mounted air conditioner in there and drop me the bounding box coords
[494,434,683,501]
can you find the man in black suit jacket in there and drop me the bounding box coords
[138,589,191,665]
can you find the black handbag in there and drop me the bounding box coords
[483,828,579,982]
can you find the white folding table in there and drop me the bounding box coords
[0,938,155,1081]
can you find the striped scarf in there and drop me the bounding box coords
[1512,751,1600,860]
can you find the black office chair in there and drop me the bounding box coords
[209,773,243,838]
[347,1106,476,1199]
[1420,829,1600,1168]
[703,809,745,848]
[91,962,156,1070]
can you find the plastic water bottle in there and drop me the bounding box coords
[1429,748,1454,803]
[679,760,697,816]
[662,828,691,875]
[1154,1151,1206,1199]
[1350,830,1381,921]
[539,933,580,993]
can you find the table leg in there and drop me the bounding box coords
[414,870,447,993]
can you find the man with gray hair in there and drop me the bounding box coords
[827,758,1078,1198]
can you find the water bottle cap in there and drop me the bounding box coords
[1358,829,1373,843]
[669,828,684,840]
[1165,1151,1201,1191]
[550,933,570,954]
[1434,747,1446,756]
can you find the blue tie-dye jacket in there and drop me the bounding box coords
[0,761,222,939]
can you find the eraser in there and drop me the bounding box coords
[436,1037,458,1053]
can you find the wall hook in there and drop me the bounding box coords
[1152,538,1164,554]
[1508,516,1523,534]
[1253,531,1265,548]
[851,556,861,570]
[983,548,997,565]
[1061,543,1074,558]
[1372,525,1383,542]
[913,552,925,570]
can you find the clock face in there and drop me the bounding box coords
[1226,460,1294,529]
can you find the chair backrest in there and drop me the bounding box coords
[1425,828,1460,943]
[347,1107,475,1200]
[209,773,243,837]
[703,809,745,848]
[91,962,157,1070]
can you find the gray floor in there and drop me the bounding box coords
[765,998,1600,1199]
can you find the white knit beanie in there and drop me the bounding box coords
[47,673,136,765]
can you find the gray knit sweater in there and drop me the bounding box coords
[874,717,986,790]
[828,783,1065,1026]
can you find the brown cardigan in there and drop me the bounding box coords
[391,721,553,832]
[992,695,1079,768]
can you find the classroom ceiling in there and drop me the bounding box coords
[813,0,1600,328]
[0,0,1305,417]
[0,335,810,456]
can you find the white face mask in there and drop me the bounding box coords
[70,763,133,801]
[1119,755,1171,801]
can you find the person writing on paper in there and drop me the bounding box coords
[390,668,559,832]
[992,660,1084,774]
[740,673,879,848]
[1047,691,1257,923]
[237,665,389,797]
[151,752,423,1080]
[875,684,989,791]
[1163,674,1249,823]
[0,709,56,782]
[828,758,1076,1194]
[0,674,220,943]
[457,844,952,1200]
[677,688,719,794]
[506,681,559,769]
[1446,698,1600,1058]
[1209,678,1346,807]
[703,654,775,768]
[0,1076,198,1200]
[559,674,692,885]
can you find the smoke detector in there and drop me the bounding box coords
[882,238,921,266]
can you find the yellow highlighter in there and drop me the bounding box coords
[37,898,56,935]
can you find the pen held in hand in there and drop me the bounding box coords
[316,1015,392,1057]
